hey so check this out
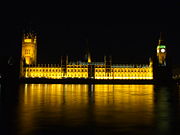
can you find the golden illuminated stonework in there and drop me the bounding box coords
[20,32,153,80]
[21,32,37,65]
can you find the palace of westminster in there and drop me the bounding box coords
[20,30,169,81]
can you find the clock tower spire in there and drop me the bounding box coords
[156,32,167,66]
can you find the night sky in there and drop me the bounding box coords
[1,2,180,65]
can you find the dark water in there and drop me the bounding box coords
[1,84,180,135]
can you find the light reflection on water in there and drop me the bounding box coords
[1,84,180,135]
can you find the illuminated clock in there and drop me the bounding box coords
[157,49,159,53]
[160,48,165,53]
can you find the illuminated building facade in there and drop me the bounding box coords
[20,32,154,80]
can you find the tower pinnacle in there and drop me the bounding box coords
[158,32,166,45]
[85,39,91,63]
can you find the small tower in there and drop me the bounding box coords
[21,31,37,65]
[156,32,166,66]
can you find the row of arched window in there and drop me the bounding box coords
[113,74,152,77]
[113,69,151,72]
[67,74,87,77]
[67,69,88,72]
[95,69,151,72]
[95,73,152,77]
[29,73,62,77]
[25,68,61,72]
[24,68,152,73]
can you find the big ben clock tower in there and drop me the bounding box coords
[157,32,167,66]
[153,32,172,83]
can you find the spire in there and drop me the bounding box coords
[23,22,37,39]
[88,52,91,63]
[84,38,91,63]
[158,32,166,45]
[86,39,91,63]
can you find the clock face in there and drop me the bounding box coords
[160,48,166,53]
[157,49,159,53]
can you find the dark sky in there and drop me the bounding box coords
[1,22,180,64]
[1,2,180,65]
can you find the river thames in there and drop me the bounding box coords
[1,84,180,135]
